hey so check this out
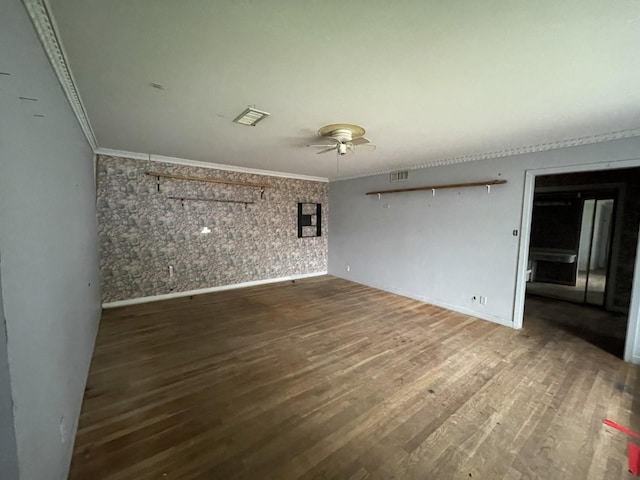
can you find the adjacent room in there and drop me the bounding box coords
[525,168,640,357]
[1,1,640,479]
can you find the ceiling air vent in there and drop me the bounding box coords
[390,170,409,183]
[233,107,270,126]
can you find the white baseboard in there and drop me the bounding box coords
[102,271,327,308]
[334,275,514,328]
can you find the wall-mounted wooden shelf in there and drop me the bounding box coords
[366,179,507,196]
[168,196,255,207]
[146,171,272,189]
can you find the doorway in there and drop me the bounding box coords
[513,164,640,361]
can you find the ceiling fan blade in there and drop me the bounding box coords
[350,136,371,146]
[316,146,337,154]
[307,144,337,147]
[359,143,377,151]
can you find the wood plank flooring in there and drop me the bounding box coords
[69,276,640,479]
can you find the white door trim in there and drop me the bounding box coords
[624,224,640,363]
[512,157,640,363]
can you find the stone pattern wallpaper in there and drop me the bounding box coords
[97,155,328,303]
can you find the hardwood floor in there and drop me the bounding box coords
[525,295,628,358]
[69,276,640,479]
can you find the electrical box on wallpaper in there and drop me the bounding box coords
[298,203,322,238]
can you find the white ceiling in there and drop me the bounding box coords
[48,0,640,180]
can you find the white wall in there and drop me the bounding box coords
[0,268,19,479]
[0,1,102,479]
[328,137,640,329]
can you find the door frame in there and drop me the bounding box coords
[512,158,640,363]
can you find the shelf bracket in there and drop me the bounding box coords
[156,176,161,192]
[432,188,436,197]
[486,184,491,194]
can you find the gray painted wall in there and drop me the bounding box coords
[0,1,102,479]
[0,267,18,479]
[328,136,640,328]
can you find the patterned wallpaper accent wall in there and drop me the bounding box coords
[97,155,328,303]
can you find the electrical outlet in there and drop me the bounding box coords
[480,296,488,305]
[346,265,350,272]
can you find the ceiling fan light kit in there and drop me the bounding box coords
[308,123,376,156]
[318,123,365,141]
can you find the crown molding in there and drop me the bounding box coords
[95,148,330,183]
[332,127,640,182]
[95,148,149,161]
[23,0,98,150]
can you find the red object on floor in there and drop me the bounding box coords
[603,419,640,440]
[603,420,640,475]
[629,443,640,475]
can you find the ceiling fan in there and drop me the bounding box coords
[307,123,376,156]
